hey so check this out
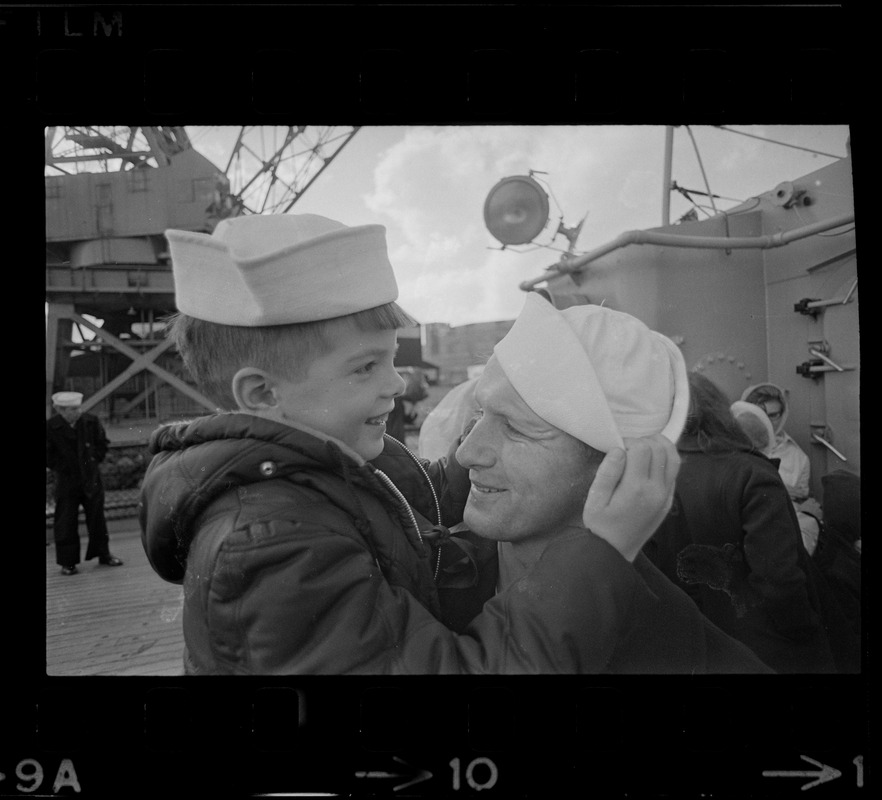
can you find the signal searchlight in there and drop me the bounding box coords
[483,175,550,246]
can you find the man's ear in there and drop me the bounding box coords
[231,367,278,412]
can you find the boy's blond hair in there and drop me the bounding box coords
[167,302,415,410]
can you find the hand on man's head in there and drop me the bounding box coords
[581,434,680,562]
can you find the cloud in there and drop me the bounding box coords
[618,170,662,213]
[397,247,541,327]
[358,124,849,325]
[365,126,673,324]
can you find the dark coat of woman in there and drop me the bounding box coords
[643,373,842,674]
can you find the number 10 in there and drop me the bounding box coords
[449,757,499,791]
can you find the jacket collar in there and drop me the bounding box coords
[48,414,77,431]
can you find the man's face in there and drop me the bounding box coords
[56,406,80,425]
[272,321,406,461]
[455,356,596,546]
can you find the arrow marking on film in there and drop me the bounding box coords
[355,758,433,792]
[355,771,404,779]
[391,757,433,792]
[762,754,841,791]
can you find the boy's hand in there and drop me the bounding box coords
[582,435,680,562]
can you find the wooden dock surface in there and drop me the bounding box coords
[46,518,185,676]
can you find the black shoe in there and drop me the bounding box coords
[98,555,123,567]
[60,565,78,576]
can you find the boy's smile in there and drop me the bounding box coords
[269,321,406,460]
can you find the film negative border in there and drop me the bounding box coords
[8,2,867,798]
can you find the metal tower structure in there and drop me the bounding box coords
[213,125,361,217]
[46,125,360,436]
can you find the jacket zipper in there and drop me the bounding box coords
[373,467,425,547]
[380,435,445,581]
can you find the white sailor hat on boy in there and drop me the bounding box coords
[52,391,84,408]
[165,214,399,326]
[493,293,690,453]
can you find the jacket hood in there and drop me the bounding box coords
[741,382,788,435]
[139,413,388,582]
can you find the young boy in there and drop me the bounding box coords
[140,213,760,674]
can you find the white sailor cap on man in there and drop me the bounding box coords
[165,213,399,326]
[493,292,690,453]
[52,391,84,408]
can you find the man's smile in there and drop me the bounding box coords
[470,478,506,494]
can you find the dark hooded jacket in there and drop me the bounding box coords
[645,435,843,673]
[140,413,772,674]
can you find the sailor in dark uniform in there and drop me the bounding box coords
[46,391,123,575]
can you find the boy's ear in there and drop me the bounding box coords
[231,368,279,411]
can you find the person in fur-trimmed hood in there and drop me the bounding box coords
[140,213,770,674]
[741,382,821,554]
[741,382,811,501]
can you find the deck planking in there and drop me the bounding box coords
[46,519,185,676]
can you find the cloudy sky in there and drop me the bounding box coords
[191,125,850,327]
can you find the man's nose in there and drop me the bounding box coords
[455,416,493,468]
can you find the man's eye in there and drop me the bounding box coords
[461,412,480,439]
[354,362,377,375]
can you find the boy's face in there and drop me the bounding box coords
[455,356,594,547]
[272,321,407,460]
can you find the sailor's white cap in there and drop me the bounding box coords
[494,293,690,452]
[166,213,399,326]
[52,391,84,408]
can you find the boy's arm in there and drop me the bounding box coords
[197,481,766,674]
[406,528,771,673]
[630,553,774,673]
[203,516,652,674]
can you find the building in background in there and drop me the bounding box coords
[395,322,439,383]
[422,320,515,385]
